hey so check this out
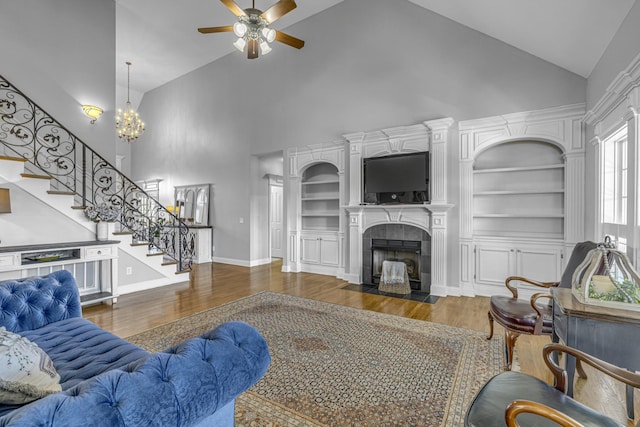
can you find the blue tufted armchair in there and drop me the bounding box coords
[0,270,270,426]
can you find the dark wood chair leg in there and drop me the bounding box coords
[504,329,520,371]
[487,310,495,340]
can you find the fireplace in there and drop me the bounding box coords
[362,224,431,293]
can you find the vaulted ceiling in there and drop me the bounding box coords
[115,0,636,98]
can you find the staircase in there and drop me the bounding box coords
[0,75,193,287]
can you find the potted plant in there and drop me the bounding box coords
[85,203,120,241]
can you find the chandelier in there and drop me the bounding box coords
[116,61,145,142]
[232,4,276,57]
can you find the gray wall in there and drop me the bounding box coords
[133,0,586,273]
[587,0,640,110]
[0,183,94,246]
[584,0,640,240]
[0,0,116,161]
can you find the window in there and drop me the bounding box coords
[600,126,629,250]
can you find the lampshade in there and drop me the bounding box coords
[234,37,247,52]
[233,21,247,37]
[260,40,272,55]
[572,236,640,311]
[0,188,11,213]
[81,105,104,124]
[261,27,276,43]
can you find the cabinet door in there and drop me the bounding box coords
[475,244,514,286]
[319,235,339,267]
[300,235,321,264]
[516,246,563,282]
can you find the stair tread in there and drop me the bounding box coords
[0,155,27,162]
[176,269,191,275]
[20,173,51,180]
[47,190,76,196]
[131,242,150,247]
[162,260,178,266]
[112,231,133,235]
[147,252,166,257]
[71,205,88,210]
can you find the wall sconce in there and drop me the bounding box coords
[0,188,11,213]
[81,104,104,124]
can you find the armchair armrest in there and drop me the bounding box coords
[0,321,270,427]
[543,343,640,394]
[529,293,552,334]
[504,276,559,298]
[505,400,584,427]
[0,270,82,333]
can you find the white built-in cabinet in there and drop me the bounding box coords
[474,241,564,288]
[285,143,345,276]
[458,104,586,297]
[300,231,340,267]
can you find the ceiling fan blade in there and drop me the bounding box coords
[248,39,259,59]
[275,30,304,49]
[220,0,247,17]
[198,25,234,34]
[260,0,296,24]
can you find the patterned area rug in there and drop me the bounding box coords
[126,292,504,426]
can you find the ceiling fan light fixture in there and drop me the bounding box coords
[233,37,247,52]
[233,21,248,37]
[259,40,272,55]
[262,27,276,43]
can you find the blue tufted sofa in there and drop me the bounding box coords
[0,270,270,426]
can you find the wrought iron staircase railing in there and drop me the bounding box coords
[0,75,193,272]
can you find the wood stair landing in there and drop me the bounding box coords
[20,173,52,180]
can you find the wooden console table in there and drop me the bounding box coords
[0,241,119,306]
[552,287,640,420]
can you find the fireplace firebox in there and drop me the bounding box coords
[361,224,431,294]
[371,239,421,290]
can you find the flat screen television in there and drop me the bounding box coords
[363,152,429,204]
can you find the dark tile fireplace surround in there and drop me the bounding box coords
[362,224,432,294]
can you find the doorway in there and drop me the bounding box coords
[269,177,284,258]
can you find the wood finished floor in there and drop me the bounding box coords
[83,260,634,426]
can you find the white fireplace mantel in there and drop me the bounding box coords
[341,118,455,296]
[344,203,453,295]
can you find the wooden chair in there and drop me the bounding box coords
[487,241,597,370]
[465,343,638,426]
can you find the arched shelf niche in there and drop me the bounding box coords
[472,139,565,240]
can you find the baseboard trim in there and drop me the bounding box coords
[430,284,450,297]
[212,257,250,267]
[249,258,272,267]
[212,257,279,267]
[118,276,187,295]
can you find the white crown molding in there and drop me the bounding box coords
[584,51,640,127]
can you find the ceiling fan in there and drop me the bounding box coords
[198,0,305,59]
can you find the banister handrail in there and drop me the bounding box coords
[0,75,192,271]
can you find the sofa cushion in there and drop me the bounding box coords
[0,327,61,404]
[21,317,149,390]
[0,270,81,333]
[0,317,149,418]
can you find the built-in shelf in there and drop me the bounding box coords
[301,197,340,201]
[473,164,565,174]
[301,179,339,185]
[302,211,341,217]
[473,213,565,218]
[474,189,564,195]
[472,141,565,240]
[301,163,340,233]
